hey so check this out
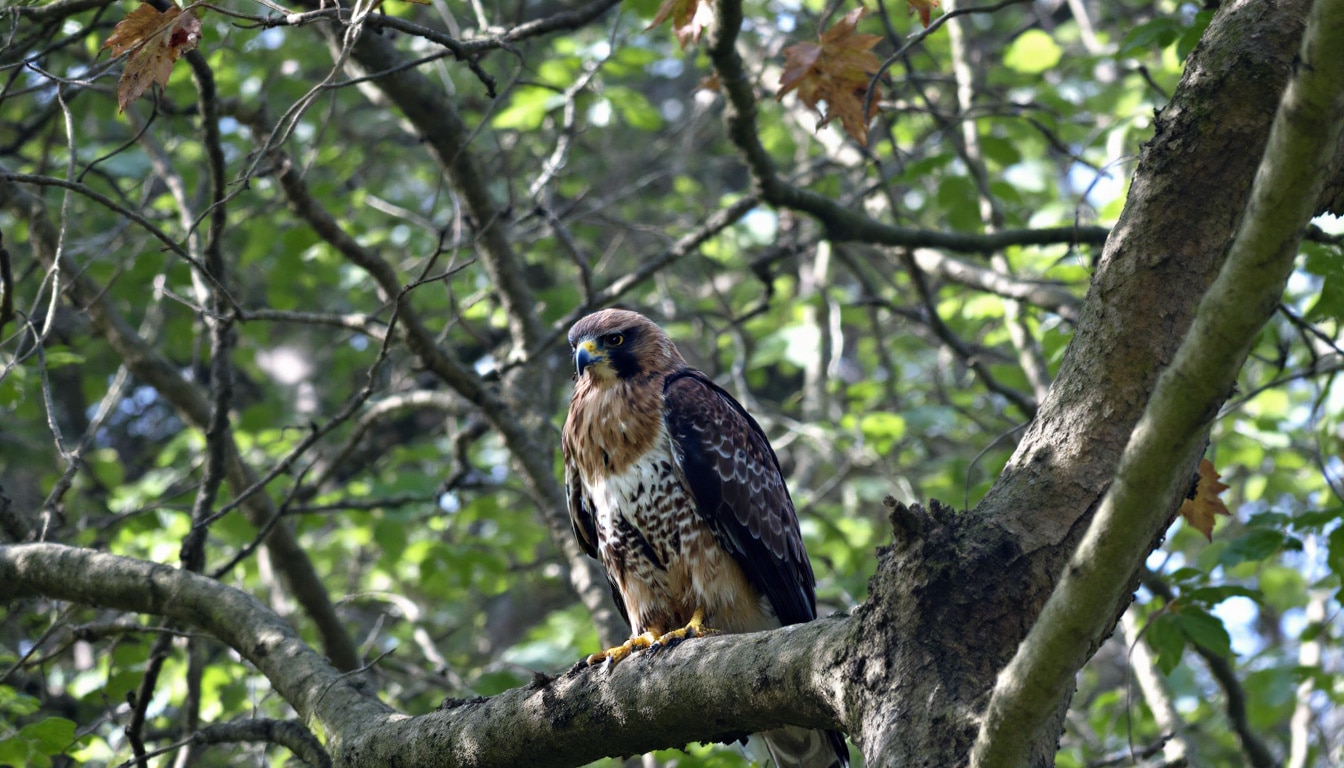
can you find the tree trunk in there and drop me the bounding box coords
[842,1,1325,765]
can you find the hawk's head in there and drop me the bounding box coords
[568,309,685,384]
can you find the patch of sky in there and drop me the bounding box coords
[1212,596,1262,657]
[743,207,778,243]
[1311,211,1344,233]
[258,28,285,51]
[650,58,683,79]
[1067,160,1123,210]
[1004,162,1048,194]
[1177,3,1202,24]
[660,98,685,122]
[588,99,612,127]
[438,492,461,513]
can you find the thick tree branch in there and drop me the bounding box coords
[1,543,854,768]
[971,0,1344,763]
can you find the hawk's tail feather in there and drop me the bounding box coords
[752,725,849,768]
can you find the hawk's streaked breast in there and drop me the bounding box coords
[582,423,774,637]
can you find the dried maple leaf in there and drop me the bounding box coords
[649,0,715,49]
[102,2,202,112]
[908,0,941,28]
[1179,458,1231,541]
[777,7,883,144]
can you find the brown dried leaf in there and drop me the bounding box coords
[908,0,941,28]
[777,7,882,144]
[1179,458,1231,541]
[102,2,202,112]
[648,0,715,49]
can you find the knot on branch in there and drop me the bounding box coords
[884,495,925,549]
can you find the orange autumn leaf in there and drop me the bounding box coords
[1179,458,1231,541]
[649,0,715,49]
[102,2,202,112]
[778,7,883,145]
[908,0,941,27]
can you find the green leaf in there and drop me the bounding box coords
[1306,273,1344,321]
[1219,528,1294,566]
[1004,30,1062,74]
[1145,612,1186,675]
[859,412,906,452]
[1329,524,1344,583]
[43,348,85,369]
[937,176,981,231]
[1244,668,1297,729]
[1294,506,1343,529]
[0,735,33,764]
[1184,585,1261,605]
[1119,17,1181,57]
[20,717,76,754]
[1175,608,1232,658]
[492,87,562,131]
[607,86,664,131]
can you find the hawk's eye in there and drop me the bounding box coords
[604,333,625,347]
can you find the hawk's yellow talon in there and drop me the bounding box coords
[583,609,721,665]
[585,631,657,666]
[651,607,719,648]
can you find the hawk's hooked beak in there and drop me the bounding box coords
[575,339,604,377]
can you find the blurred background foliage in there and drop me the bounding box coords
[0,0,1341,766]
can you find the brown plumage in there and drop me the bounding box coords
[561,308,848,768]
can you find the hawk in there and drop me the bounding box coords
[562,308,848,768]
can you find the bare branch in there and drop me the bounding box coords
[911,248,1081,321]
[191,718,331,768]
[306,5,545,354]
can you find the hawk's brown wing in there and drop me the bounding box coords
[662,370,818,626]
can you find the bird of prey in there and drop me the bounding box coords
[561,308,848,768]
